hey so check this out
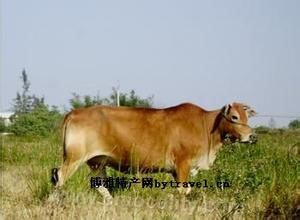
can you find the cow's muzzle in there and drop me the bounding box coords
[240,134,257,144]
[51,168,59,186]
[249,134,258,144]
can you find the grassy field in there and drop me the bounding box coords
[1,129,299,219]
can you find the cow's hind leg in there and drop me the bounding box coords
[52,146,86,187]
[87,156,113,201]
[57,159,83,187]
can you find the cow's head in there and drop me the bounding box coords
[220,102,257,143]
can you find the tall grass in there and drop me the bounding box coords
[1,130,299,219]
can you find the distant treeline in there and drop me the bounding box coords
[1,69,299,136]
[0,69,153,136]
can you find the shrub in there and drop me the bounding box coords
[288,119,300,129]
[0,117,7,132]
[9,104,62,137]
[254,126,271,134]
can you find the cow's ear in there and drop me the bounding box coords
[222,104,232,116]
[243,104,257,118]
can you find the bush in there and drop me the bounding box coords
[9,104,62,137]
[0,117,7,132]
[288,119,300,129]
[254,126,272,134]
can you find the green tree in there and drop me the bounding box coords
[10,70,62,136]
[288,119,300,129]
[13,69,44,114]
[69,89,153,109]
[109,89,153,107]
[69,93,84,109]
[69,93,103,109]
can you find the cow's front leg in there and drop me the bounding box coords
[175,160,191,195]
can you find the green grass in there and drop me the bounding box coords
[1,130,299,219]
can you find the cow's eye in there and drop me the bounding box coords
[231,115,238,121]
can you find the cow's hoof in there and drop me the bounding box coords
[96,186,113,203]
[178,186,191,195]
[51,168,59,185]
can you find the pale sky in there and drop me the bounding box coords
[1,0,300,127]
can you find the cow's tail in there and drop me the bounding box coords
[51,111,73,186]
[62,112,72,161]
[51,112,72,186]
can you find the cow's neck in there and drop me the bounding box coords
[206,110,225,163]
[190,110,224,173]
[207,109,224,146]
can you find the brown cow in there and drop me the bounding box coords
[51,102,256,197]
